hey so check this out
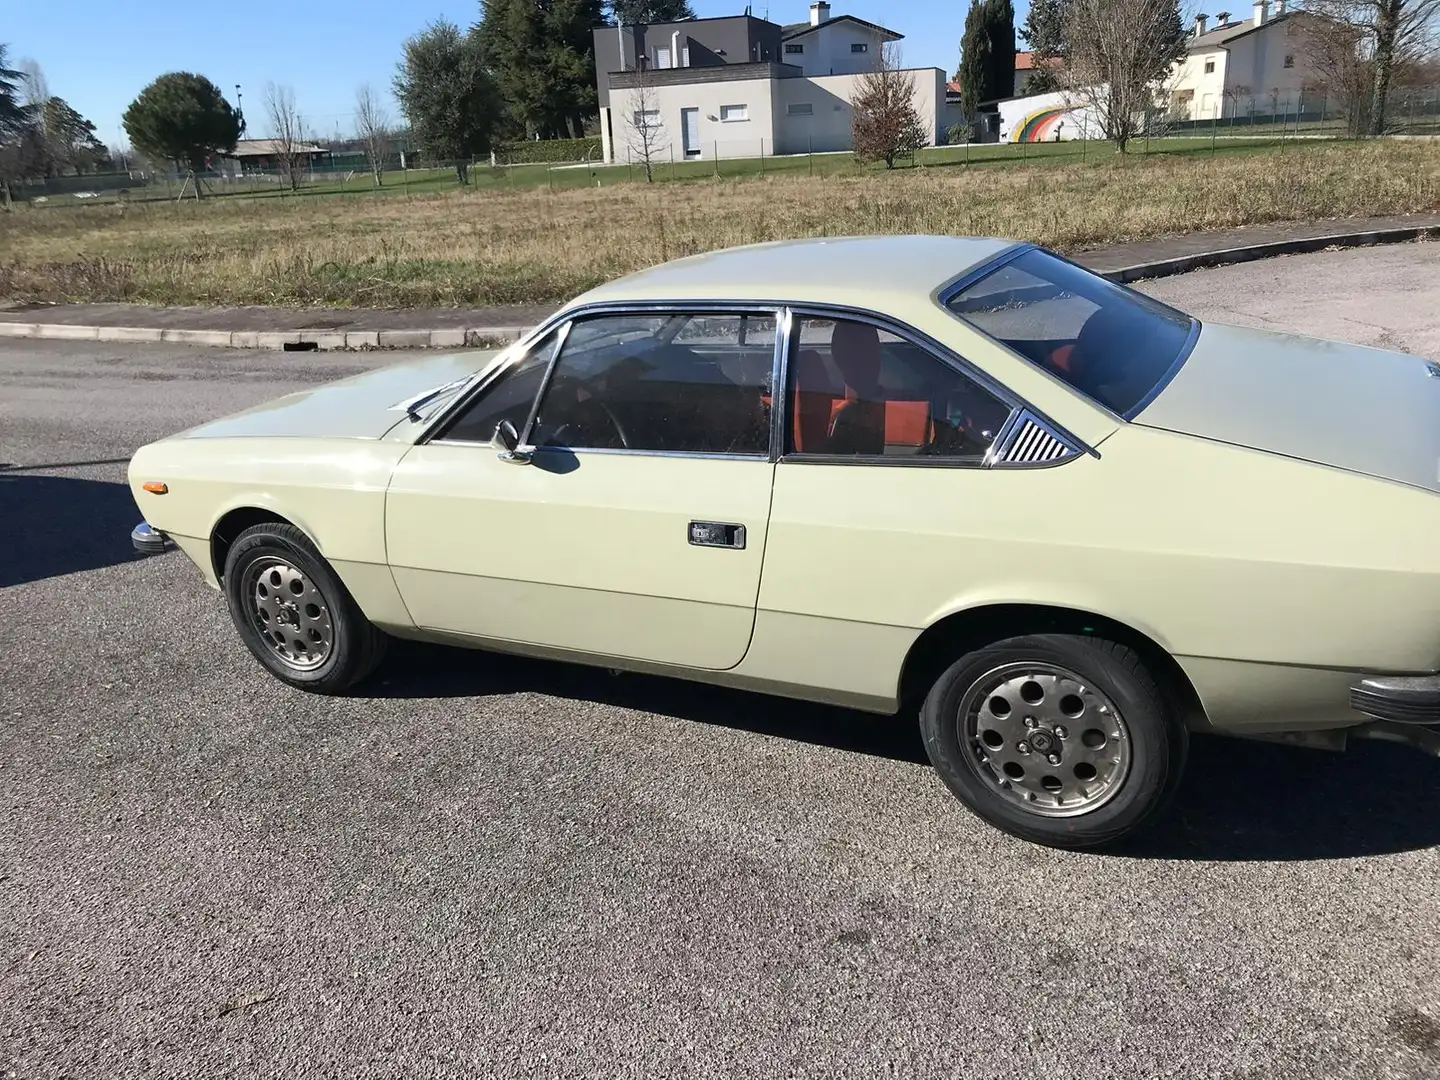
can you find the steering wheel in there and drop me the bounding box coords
[545,395,630,450]
[596,399,631,449]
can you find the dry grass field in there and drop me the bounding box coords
[2,140,1438,309]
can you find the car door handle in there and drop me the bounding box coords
[688,521,746,550]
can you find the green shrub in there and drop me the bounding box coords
[494,137,603,165]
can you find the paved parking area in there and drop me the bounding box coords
[3,244,1440,1079]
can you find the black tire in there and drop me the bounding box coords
[919,634,1187,850]
[222,522,387,694]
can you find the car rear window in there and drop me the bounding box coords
[944,248,1195,417]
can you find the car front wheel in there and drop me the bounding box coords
[920,634,1187,849]
[222,522,387,694]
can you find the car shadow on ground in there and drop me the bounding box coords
[0,471,143,588]
[369,640,1440,862]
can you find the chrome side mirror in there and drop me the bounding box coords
[492,419,531,465]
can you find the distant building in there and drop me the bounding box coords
[1168,0,1326,120]
[593,3,958,164]
[222,139,331,173]
[1013,52,1066,96]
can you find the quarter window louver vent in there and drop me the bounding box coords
[996,411,1079,466]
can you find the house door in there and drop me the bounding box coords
[682,108,701,158]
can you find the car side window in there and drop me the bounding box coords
[785,316,1012,460]
[438,331,560,444]
[528,312,776,455]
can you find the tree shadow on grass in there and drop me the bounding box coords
[365,638,1440,861]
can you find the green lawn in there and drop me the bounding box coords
[13,132,1344,213]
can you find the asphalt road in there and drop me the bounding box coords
[3,244,1440,1080]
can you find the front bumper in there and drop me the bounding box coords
[1351,673,1440,725]
[131,521,170,555]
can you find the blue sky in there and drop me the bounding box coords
[4,1,1010,146]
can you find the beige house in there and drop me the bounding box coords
[596,4,954,164]
[1169,0,1325,120]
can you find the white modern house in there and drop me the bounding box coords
[593,3,957,163]
[1168,0,1324,119]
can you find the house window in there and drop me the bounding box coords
[788,102,814,116]
[655,46,671,68]
[633,110,660,130]
[785,43,804,54]
[1204,58,1215,73]
[851,42,869,53]
[1284,53,1295,67]
[720,104,748,122]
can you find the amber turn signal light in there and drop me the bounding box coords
[142,482,168,495]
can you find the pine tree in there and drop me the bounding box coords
[1019,0,1069,93]
[957,0,993,117]
[479,0,606,139]
[986,0,1016,102]
[610,0,696,22]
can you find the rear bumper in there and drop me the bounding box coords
[131,521,170,555]
[1350,673,1440,725]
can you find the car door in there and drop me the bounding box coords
[745,310,1024,698]
[384,307,781,670]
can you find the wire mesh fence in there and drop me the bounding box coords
[5,85,1437,211]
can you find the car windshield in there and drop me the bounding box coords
[944,248,1195,417]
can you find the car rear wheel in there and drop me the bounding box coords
[222,522,386,694]
[919,634,1186,849]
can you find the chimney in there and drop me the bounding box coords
[671,29,681,66]
[1194,12,1208,34]
[810,1,831,26]
[1253,0,1269,23]
[1275,0,1286,13]
[1216,10,1230,23]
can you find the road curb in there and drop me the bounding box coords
[0,321,530,351]
[0,223,1433,350]
[1097,222,1440,283]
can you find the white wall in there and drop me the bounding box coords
[785,22,895,77]
[609,77,778,163]
[997,90,1102,141]
[1224,19,1312,113]
[772,68,945,156]
[1169,48,1230,120]
[1168,17,1319,120]
[608,67,948,162]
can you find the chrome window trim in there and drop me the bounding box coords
[768,307,793,463]
[936,244,1202,426]
[516,318,573,447]
[422,318,571,444]
[428,302,785,458]
[421,295,1096,466]
[778,301,1093,468]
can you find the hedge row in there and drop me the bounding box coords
[494,137,603,164]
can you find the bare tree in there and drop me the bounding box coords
[1061,0,1187,150]
[263,82,307,192]
[1302,0,1440,133]
[851,43,930,168]
[623,61,667,182]
[354,83,392,187]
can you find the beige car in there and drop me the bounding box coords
[128,236,1440,848]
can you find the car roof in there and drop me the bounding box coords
[566,235,1020,311]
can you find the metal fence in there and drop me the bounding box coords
[1160,85,1440,138]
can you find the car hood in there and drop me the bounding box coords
[1132,322,1440,492]
[172,348,508,442]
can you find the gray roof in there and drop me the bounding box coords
[1188,11,1295,50]
[781,14,903,41]
[227,139,329,157]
